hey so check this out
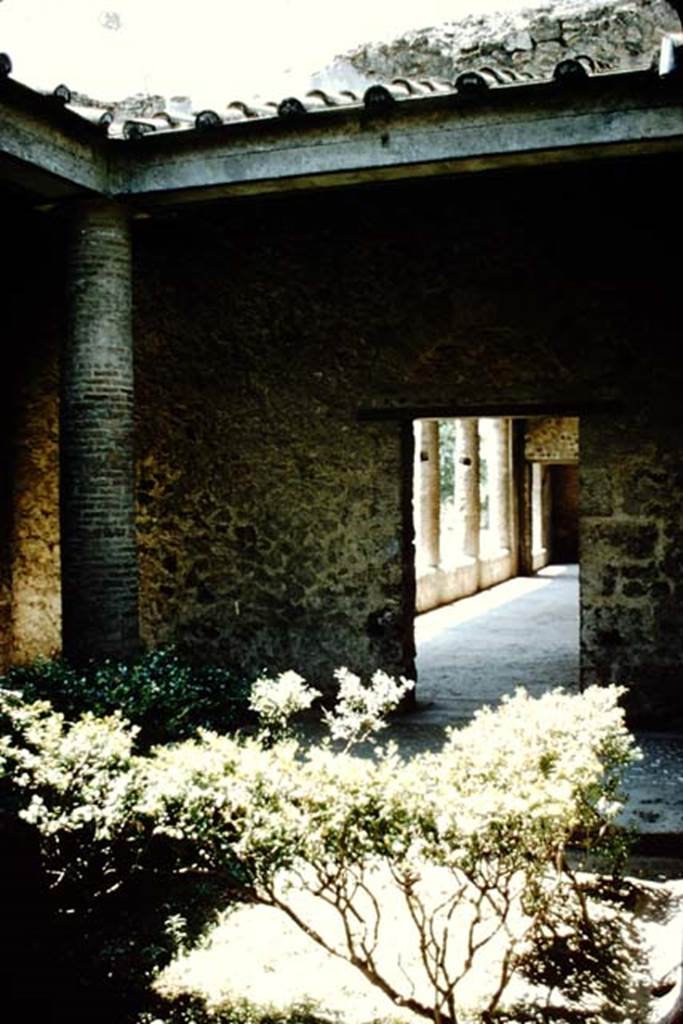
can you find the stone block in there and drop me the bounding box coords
[580,469,614,517]
[582,603,652,650]
[621,466,670,517]
[622,579,647,599]
[601,566,618,597]
[503,30,534,52]
[660,535,683,580]
[583,520,659,562]
[532,16,562,43]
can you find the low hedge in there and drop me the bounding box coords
[0,647,252,747]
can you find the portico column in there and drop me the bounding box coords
[455,418,480,561]
[417,420,441,569]
[489,418,511,552]
[60,201,140,663]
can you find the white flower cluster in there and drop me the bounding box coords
[323,667,415,748]
[407,684,641,850]
[248,667,414,748]
[249,670,320,735]
[0,692,139,842]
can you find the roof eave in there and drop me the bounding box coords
[111,69,683,206]
[0,77,109,199]
[2,68,683,205]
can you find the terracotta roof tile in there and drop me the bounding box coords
[8,34,679,143]
[305,88,354,107]
[227,99,278,119]
[59,57,609,137]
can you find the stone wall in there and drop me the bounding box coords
[133,236,408,680]
[0,350,12,672]
[581,415,683,724]
[526,417,579,463]
[332,0,679,86]
[6,154,683,723]
[416,553,515,614]
[129,155,683,718]
[10,358,61,663]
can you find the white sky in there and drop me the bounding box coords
[0,0,544,106]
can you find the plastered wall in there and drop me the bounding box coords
[3,210,62,667]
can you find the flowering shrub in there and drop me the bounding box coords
[0,674,640,1024]
[0,689,235,1021]
[140,680,638,1022]
[0,689,140,866]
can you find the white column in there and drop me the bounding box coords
[416,420,440,569]
[455,418,480,561]
[488,418,511,552]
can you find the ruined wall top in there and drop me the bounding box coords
[63,0,681,132]
[319,0,680,88]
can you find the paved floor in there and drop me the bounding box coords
[414,563,580,724]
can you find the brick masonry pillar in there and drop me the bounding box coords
[60,201,140,664]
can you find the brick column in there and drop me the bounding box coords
[455,418,480,561]
[60,201,140,663]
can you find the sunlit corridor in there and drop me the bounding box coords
[414,564,579,726]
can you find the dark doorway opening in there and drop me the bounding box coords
[550,464,579,563]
